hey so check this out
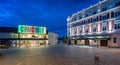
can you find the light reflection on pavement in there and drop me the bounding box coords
[0,45,120,65]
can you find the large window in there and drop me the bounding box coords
[115,23,120,29]
[115,11,120,17]
[86,25,88,33]
[103,15,107,20]
[80,27,82,33]
[107,13,110,19]
[93,18,96,22]
[102,23,106,31]
[99,15,102,21]
[96,16,99,21]
[91,18,93,23]
[111,12,114,18]
[88,19,90,23]
[93,24,96,32]
[79,17,82,19]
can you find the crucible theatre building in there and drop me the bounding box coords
[67,0,120,47]
[0,25,58,47]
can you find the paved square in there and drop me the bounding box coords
[0,45,120,65]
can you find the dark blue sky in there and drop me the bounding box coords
[0,0,98,37]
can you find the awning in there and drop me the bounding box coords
[70,34,110,40]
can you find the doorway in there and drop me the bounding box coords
[85,40,89,45]
[100,40,108,47]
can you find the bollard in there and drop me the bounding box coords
[95,53,99,61]
[0,53,2,57]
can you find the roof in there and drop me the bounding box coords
[0,26,17,33]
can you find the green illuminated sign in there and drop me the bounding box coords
[18,25,46,34]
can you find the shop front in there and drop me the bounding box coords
[70,35,110,47]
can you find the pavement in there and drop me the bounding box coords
[0,45,120,65]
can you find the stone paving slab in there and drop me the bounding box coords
[0,45,120,65]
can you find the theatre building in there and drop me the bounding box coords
[0,25,50,47]
[67,0,120,47]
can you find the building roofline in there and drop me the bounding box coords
[67,0,108,19]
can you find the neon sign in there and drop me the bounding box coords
[18,25,46,34]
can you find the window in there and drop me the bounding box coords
[115,1,120,7]
[91,18,93,23]
[103,15,107,20]
[93,11,96,14]
[74,28,77,34]
[113,37,117,43]
[93,18,96,22]
[88,19,90,23]
[102,8,106,11]
[84,20,85,24]
[79,17,82,19]
[115,12,118,17]
[85,20,88,24]
[96,16,99,21]
[100,15,102,21]
[73,18,77,21]
[114,23,120,29]
[81,21,84,25]
[115,11,120,17]
[103,16,105,20]
[107,13,110,19]
[105,16,107,20]
[80,22,82,25]
[102,23,106,31]
[73,23,75,27]
[85,14,88,17]
[86,26,88,33]
[103,26,106,31]
[80,28,82,33]
[78,22,80,26]
[93,24,96,32]
[111,12,114,18]
[94,40,96,42]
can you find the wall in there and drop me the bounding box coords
[94,40,100,47]
[48,32,58,45]
[0,33,18,38]
[109,34,120,47]
[0,33,11,38]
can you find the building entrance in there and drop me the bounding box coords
[85,40,89,45]
[74,40,77,45]
[100,40,108,47]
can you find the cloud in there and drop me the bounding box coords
[0,0,98,37]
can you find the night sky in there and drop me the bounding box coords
[0,0,98,37]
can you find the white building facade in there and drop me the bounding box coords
[67,0,120,47]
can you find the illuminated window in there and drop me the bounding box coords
[76,26,80,35]
[98,23,101,32]
[82,26,85,34]
[108,21,112,31]
[89,25,92,33]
